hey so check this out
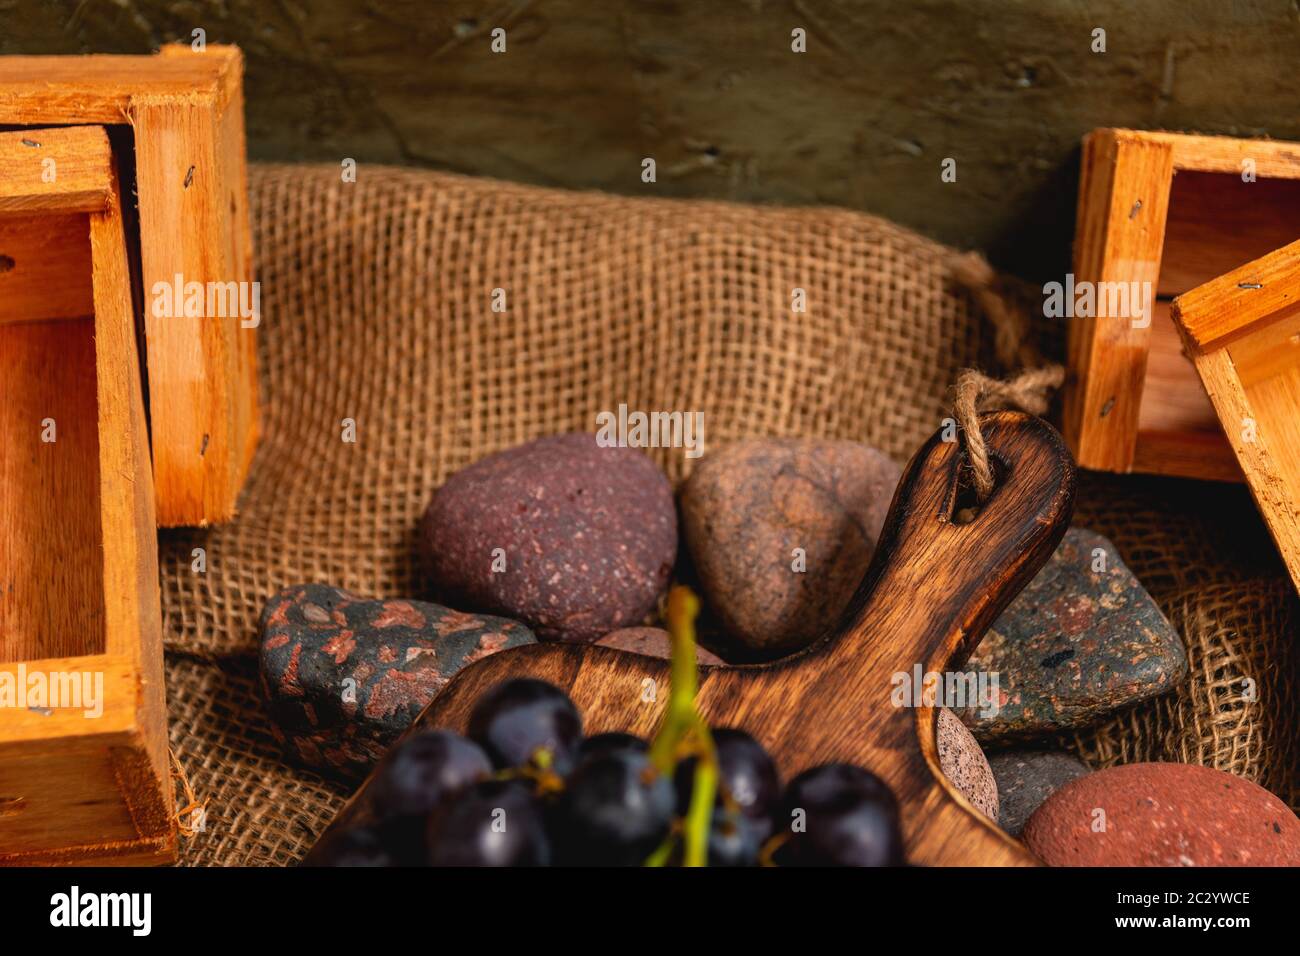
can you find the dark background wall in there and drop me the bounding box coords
[4,0,1298,279]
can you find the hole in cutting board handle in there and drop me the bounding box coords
[950,451,1007,525]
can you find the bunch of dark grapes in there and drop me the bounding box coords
[307,676,904,867]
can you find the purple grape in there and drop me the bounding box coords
[577,732,648,762]
[707,808,764,867]
[368,730,492,820]
[426,779,551,866]
[774,763,903,866]
[467,679,582,774]
[674,728,779,835]
[550,750,674,865]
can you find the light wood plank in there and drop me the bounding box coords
[1065,128,1173,472]
[0,47,240,125]
[0,125,113,214]
[1173,237,1300,351]
[1173,262,1300,594]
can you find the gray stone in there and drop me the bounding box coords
[987,750,1090,837]
[959,528,1187,742]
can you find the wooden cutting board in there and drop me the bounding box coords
[315,411,1075,866]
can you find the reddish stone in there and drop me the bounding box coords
[596,627,725,666]
[1023,762,1300,866]
[421,433,677,644]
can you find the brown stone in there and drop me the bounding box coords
[681,439,902,657]
[1023,762,1300,866]
[936,707,998,821]
[596,627,725,666]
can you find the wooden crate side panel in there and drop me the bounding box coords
[1186,344,1300,594]
[217,81,260,498]
[0,313,105,664]
[1066,132,1174,471]
[132,98,244,526]
[89,159,175,853]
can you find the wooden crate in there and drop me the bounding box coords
[0,45,259,526]
[0,127,175,864]
[1063,128,1300,482]
[1171,240,1300,594]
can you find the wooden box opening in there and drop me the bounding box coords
[1142,171,1300,450]
[0,212,107,664]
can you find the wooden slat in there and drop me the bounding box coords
[0,47,240,125]
[1173,259,1300,594]
[88,151,175,853]
[1172,237,1300,351]
[0,126,113,214]
[1124,128,1300,179]
[1065,129,1174,472]
[134,95,259,525]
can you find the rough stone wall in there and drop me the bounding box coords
[3,0,1299,278]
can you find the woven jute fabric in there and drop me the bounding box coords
[163,163,1298,866]
[1070,579,1300,810]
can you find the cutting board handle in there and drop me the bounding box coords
[826,409,1077,672]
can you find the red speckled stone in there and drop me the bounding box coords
[421,433,677,644]
[259,584,535,778]
[1023,762,1300,867]
[597,627,725,666]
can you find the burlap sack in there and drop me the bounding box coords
[163,164,1299,865]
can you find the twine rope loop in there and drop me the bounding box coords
[948,252,1065,503]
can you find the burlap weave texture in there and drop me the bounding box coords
[163,164,1297,865]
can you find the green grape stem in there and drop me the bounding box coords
[646,586,718,867]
